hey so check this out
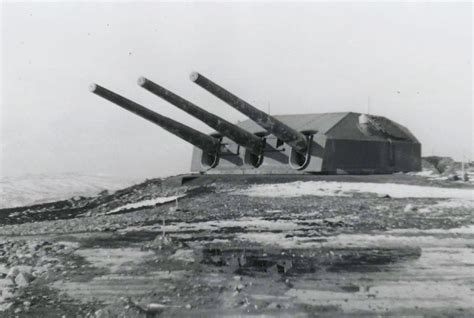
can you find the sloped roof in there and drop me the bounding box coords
[327,113,419,142]
[236,112,349,135]
[235,112,419,143]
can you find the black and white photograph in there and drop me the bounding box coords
[0,0,473,317]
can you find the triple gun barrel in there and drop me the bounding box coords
[91,72,310,162]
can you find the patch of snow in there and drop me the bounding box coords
[164,217,300,233]
[55,241,81,249]
[0,264,14,311]
[410,168,474,184]
[118,217,300,234]
[432,199,474,209]
[237,232,316,249]
[169,249,195,263]
[285,281,474,311]
[237,231,474,249]
[233,181,474,200]
[53,270,189,303]
[265,209,283,213]
[207,239,231,244]
[0,279,14,311]
[0,264,7,276]
[107,195,184,214]
[0,173,142,209]
[417,207,432,213]
[332,233,473,249]
[411,170,436,177]
[387,225,474,235]
[74,248,154,273]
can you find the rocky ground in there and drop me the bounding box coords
[0,173,473,317]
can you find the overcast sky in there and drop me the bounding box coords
[1,1,472,179]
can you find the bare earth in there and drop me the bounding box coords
[0,174,473,317]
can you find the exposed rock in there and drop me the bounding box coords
[146,303,167,314]
[98,190,109,197]
[93,297,146,318]
[7,265,32,279]
[423,156,460,175]
[447,174,460,181]
[403,204,417,212]
[147,234,174,250]
[267,302,281,310]
[15,272,34,287]
[421,158,439,174]
[235,284,244,292]
[169,249,195,263]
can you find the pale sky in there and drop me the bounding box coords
[1,1,472,179]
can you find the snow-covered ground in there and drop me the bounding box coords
[107,195,183,214]
[0,173,142,209]
[233,181,474,200]
[409,169,474,184]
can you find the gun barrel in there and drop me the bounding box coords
[138,77,264,156]
[189,72,308,153]
[89,84,220,155]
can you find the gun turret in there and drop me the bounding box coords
[89,84,220,155]
[138,77,264,156]
[189,72,308,154]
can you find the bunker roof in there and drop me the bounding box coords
[235,112,419,143]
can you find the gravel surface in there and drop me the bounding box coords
[0,174,473,317]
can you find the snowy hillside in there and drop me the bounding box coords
[0,173,142,209]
